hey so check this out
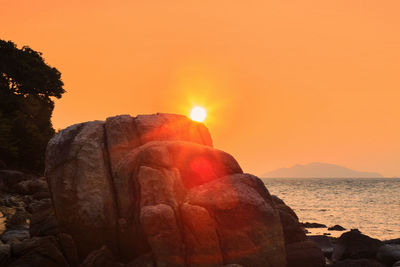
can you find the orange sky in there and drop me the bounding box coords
[2,1,400,177]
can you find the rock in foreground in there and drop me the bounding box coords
[45,113,288,266]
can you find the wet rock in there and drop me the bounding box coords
[376,244,400,266]
[301,222,327,228]
[394,260,400,267]
[328,225,346,231]
[80,245,124,267]
[286,240,325,267]
[332,229,383,262]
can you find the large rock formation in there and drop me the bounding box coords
[45,113,287,266]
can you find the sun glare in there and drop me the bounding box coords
[190,106,207,122]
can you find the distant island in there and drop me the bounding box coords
[262,162,383,178]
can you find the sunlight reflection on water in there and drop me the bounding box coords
[262,178,400,240]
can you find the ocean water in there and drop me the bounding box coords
[262,178,400,240]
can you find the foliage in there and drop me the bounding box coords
[0,40,65,173]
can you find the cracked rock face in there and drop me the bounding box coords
[45,113,286,266]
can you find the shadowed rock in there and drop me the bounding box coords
[332,229,383,262]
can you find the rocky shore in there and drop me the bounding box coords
[0,113,399,267]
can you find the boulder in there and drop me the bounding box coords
[80,245,123,267]
[286,240,325,267]
[1,229,30,244]
[45,114,288,266]
[376,244,400,266]
[6,207,28,230]
[13,176,49,196]
[45,121,119,259]
[183,174,286,267]
[332,229,383,262]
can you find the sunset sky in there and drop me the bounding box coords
[2,1,400,177]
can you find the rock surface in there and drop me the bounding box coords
[328,225,346,231]
[286,240,325,267]
[332,229,383,262]
[45,113,288,266]
[376,244,400,266]
[272,195,306,245]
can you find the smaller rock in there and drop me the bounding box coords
[376,244,400,266]
[332,229,383,262]
[332,258,385,267]
[393,260,400,267]
[29,199,58,237]
[301,222,327,228]
[0,243,11,266]
[80,246,124,267]
[286,240,325,267]
[1,229,30,244]
[385,238,400,245]
[308,235,333,257]
[328,225,346,231]
[0,170,36,193]
[32,190,51,200]
[9,235,69,267]
[6,208,28,230]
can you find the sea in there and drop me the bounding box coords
[262,178,400,241]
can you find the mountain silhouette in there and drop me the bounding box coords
[262,162,383,178]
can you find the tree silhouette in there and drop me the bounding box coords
[0,40,65,173]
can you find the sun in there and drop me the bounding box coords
[190,106,207,122]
